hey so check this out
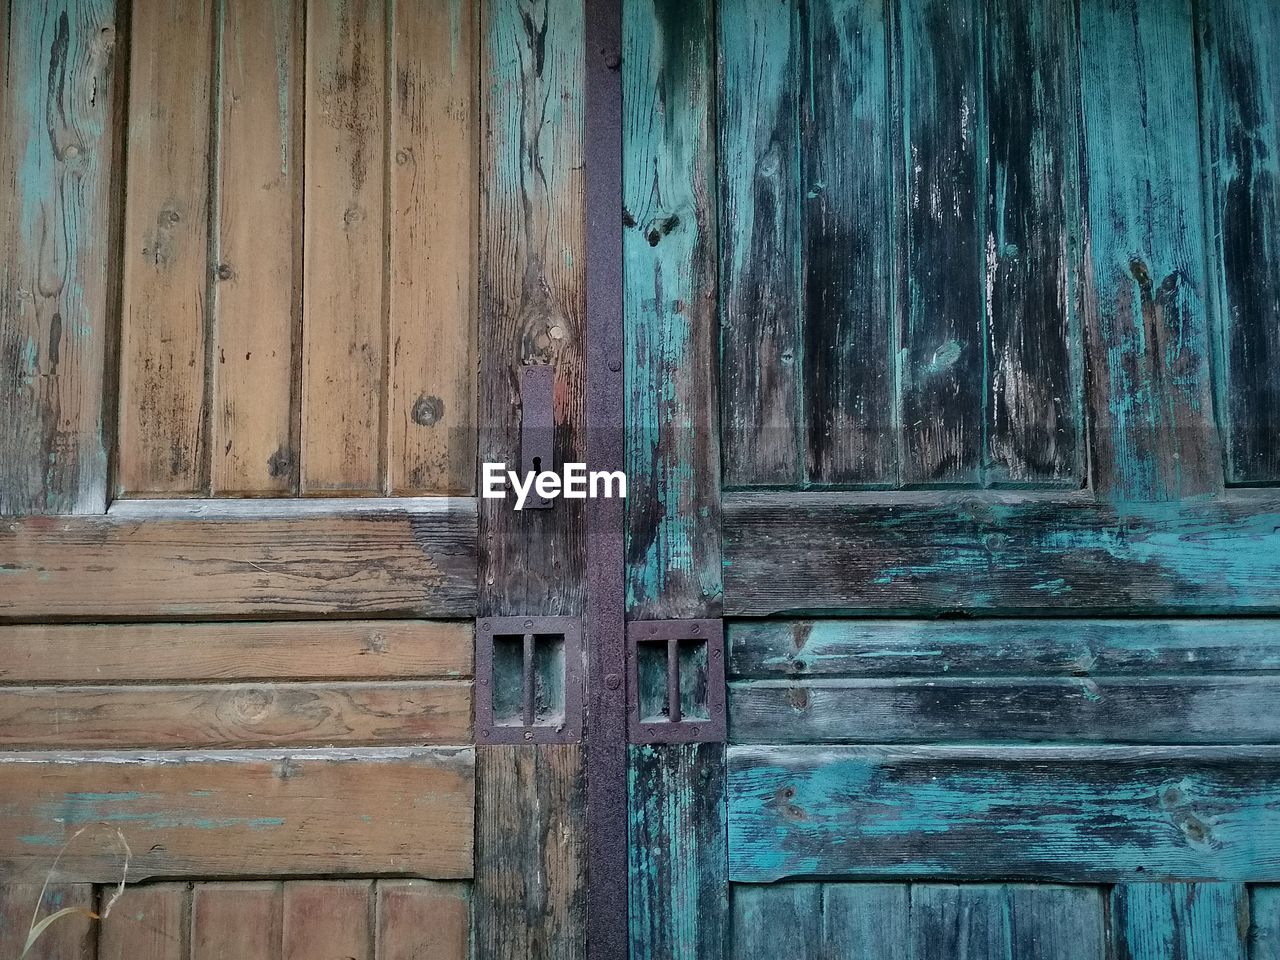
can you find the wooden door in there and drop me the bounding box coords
[0,1,589,957]
[624,0,1280,956]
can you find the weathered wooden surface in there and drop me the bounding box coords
[1111,883,1249,960]
[731,883,820,960]
[0,747,474,883]
[0,620,473,683]
[98,883,186,960]
[822,884,910,959]
[192,883,282,960]
[624,0,721,618]
[728,745,1280,882]
[0,0,119,515]
[1199,0,1280,485]
[376,880,470,960]
[0,499,477,619]
[0,883,95,960]
[729,619,1280,678]
[282,881,370,960]
[723,492,1280,614]
[912,884,1105,960]
[1255,886,1280,960]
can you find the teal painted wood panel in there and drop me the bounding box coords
[731,883,820,960]
[1198,0,1280,485]
[728,745,1280,882]
[1112,883,1248,960]
[911,884,1106,960]
[0,0,118,515]
[1254,887,1280,960]
[822,884,909,959]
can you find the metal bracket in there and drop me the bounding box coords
[520,365,555,509]
[627,619,726,744]
[476,616,583,744]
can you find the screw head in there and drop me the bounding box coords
[605,673,621,691]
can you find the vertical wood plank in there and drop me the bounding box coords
[0,0,119,514]
[983,0,1083,485]
[283,880,371,960]
[478,0,585,615]
[1253,886,1280,960]
[1078,0,1221,500]
[212,0,301,495]
[117,0,214,495]
[910,885,1011,959]
[730,884,820,960]
[628,744,727,960]
[717,0,802,487]
[98,883,188,960]
[1006,885,1106,960]
[1112,883,1248,960]
[302,0,386,494]
[191,882,281,960]
[388,0,477,496]
[822,884,909,960]
[376,880,470,960]
[897,0,984,486]
[0,883,95,960]
[623,0,721,618]
[802,0,895,484]
[1198,0,1280,485]
[475,745,585,960]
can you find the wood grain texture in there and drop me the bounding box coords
[731,883,819,960]
[729,676,1280,745]
[212,0,302,495]
[723,492,1280,615]
[0,747,474,883]
[0,0,118,515]
[0,499,477,619]
[983,0,1083,485]
[1111,883,1249,960]
[0,621,473,683]
[1198,0,1280,485]
[718,0,801,487]
[302,0,386,494]
[376,880,470,960]
[1078,0,1221,500]
[0,883,95,960]
[912,884,1105,960]
[897,0,983,485]
[389,0,476,496]
[283,880,371,960]
[479,0,585,616]
[117,0,214,495]
[728,745,1280,882]
[98,883,188,960]
[191,883,281,960]
[0,680,472,749]
[624,0,721,618]
[475,744,584,960]
[1254,886,1280,960]
[822,884,909,959]
[728,619,1280,678]
[628,744,727,960]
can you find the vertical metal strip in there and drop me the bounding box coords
[585,0,627,954]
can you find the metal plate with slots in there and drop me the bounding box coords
[521,365,555,509]
[626,619,726,744]
[476,616,582,744]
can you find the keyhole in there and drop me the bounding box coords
[533,456,542,473]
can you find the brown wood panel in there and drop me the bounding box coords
[191,883,281,960]
[0,681,472,749]
[0,747,474,883]
[0,621,473,683]
[98,883,188,960]
[388,0,476,496]
[376,880,470,960]
[212,0,302,495]
[284,880,372,960]
[0,0,120,515]
[0,499,477,620]
[117,0,214,495]
[302,0,387,494]
[0,883,96,960]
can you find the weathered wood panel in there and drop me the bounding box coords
[624,0,721,618]
[376,880,470,960]
[912,885,1105,960]
[822,884,910,959]
[728,745,1280,882]
[388,0,476,496]
[283,880,371,960]
[729,676,1280,745]
[1078,0,1221,500]
[192,883,281,960]
[301,0,386,494]
[0,883,95,960]
[1255,886,1280,960]
[628,744,727,960]
[0,680,472,749]
[1199,0,1280,485]
[212,0,302,495]
[718,0,801,487]
[732,883,819,960]
[729,619,1280,678]
[723,492,1280,615]
[0,499,477,619]
[0,620,473,683]
[0,747,474,883]
[0,0,119,515]
[98,883,187,960]
[1111,883,1248,960]
[117,0,214,495]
